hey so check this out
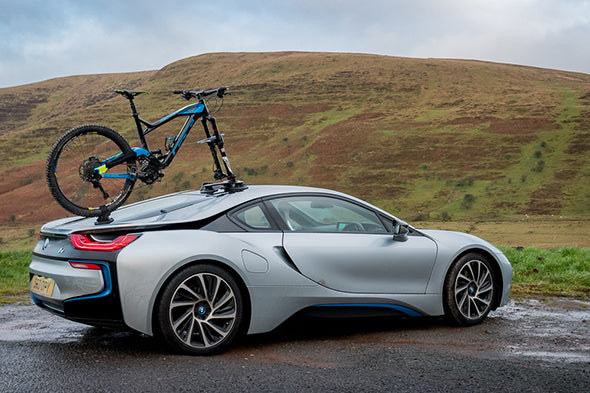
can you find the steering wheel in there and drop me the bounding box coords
[340,222,363,232]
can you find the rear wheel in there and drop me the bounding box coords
[155,264,246,355]
[46,124,136,217]
[443,253,495,326]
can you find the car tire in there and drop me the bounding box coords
[443,253,496,326]
[155,263,245,355]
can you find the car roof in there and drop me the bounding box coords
[42,185,387,234]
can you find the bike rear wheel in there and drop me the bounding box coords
[46,124,137,217]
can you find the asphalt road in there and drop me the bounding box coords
[0,297,588,392]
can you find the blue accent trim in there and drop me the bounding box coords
[63,261,112,303]
[171,118,194,155]
[178,103,205,115]
[313,303,423,317]
[159,103,205,123]
[102,173,133,179]
[94,147,145,180]
[131,147,150,157]
[102,147,147,162]
[30,293,42,305]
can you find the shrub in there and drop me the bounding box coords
[531,160,545,173]
[414,213,429,221]
[172,171,185,183]
[457,177,474,187]
[461,194,476,209]
[243,167,258,176]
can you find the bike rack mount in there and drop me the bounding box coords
[200,180,248,195]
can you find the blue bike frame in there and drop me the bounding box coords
[98,89,235,183]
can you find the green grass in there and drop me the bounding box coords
[0,250,31,304]
[1,247,588,304]
[500,246,590,297]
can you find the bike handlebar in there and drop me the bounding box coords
[173,87,229,100]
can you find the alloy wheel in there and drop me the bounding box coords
[453,259,494,320]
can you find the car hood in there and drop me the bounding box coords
[417,229,503,254]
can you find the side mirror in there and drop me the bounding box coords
[393,224,409,242]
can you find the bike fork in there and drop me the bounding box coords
[201,116,236,181]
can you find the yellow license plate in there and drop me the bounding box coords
[30,275,56,297]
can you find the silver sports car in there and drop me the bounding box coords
[30,185,512,355]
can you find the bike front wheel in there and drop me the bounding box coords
[46,124,137,217]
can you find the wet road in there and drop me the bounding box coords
[1,297,589,392]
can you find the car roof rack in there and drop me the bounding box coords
[200,180,248,195]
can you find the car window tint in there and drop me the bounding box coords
[233,204,272,229]
[269,196,387,233]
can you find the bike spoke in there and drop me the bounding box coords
[48,127,135,215]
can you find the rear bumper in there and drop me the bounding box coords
[29,254,125,327]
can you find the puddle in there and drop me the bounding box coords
[510,350,590,363]
[490,297,590,363]
[1,297,589,364]
[0,303,89,343]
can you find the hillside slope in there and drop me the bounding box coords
[1,52,589,225]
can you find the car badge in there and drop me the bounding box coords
[42,238,49,250]
[58,248,65,254]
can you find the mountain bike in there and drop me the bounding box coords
[46,87,245,224]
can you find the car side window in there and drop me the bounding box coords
[233,204,272,230]
[269,196,387,233]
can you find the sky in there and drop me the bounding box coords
[1,0,590,88]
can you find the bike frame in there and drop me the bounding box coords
[101,91,236,182]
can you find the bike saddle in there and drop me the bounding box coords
[114,89,149,98]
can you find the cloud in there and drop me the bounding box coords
[405,1,590,72]
[1,0,589,87]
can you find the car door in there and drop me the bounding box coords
[267,195,437,294]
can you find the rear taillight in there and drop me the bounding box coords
[70,233,139,251]
[69,262,102,270]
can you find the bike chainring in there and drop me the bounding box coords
[137,156,164,184]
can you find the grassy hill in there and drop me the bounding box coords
[1,52,589,233]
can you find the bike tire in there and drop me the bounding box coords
[46,124,137,217]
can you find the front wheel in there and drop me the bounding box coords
[443,253,496,326]
[46,124,136,217]
[155,264,246,355]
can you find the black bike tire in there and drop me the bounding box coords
[46,124,136,217]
